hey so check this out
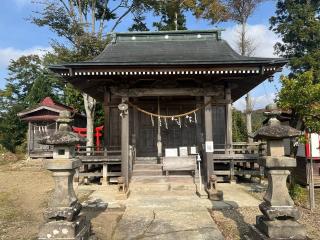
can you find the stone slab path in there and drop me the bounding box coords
[112,189,224,240]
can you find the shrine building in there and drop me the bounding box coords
[50,30,287,188]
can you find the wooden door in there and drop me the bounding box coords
[136,106,157,157]
[108,107,121,150]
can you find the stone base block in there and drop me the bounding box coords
[207,189,223,201]
[249,215,306,240]
[196,189,208,199]
[116,190,130,200]
[259,202,300,220]
[38,215,91,240]
[230,180,237,184]
[44,202,82,221]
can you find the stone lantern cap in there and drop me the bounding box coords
[252,103,301,140]
[39,111,86,146]
[253,124,301,140]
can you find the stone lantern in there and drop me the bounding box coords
[249,104,306,240]
[38,111,92,240]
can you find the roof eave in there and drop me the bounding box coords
[49,58,288,71]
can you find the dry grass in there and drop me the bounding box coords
[0,157,124,240]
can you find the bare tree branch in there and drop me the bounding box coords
[110,4,134,32]
[59,0,71,15]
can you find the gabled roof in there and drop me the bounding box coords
[49,30,288,102]
[18,97,84,121]
[51,30,286,68]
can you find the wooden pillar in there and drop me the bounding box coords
[103,90,111,149]
[204,96,213,185]
[225,87,234,182]
[133,104,139,161]
[157,97,162,160]
[195,97,203,150]
[27,122,32,157]
[121,97,129,188]
[101,163,108,185]
[225,87,233,153]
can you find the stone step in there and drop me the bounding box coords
[133,164,162,171]
[132,170,163,176]
[130,175,197,192]
[130,183,196,192]
[135,157,158,164]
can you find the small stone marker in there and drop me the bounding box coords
[207,175,223,201]
[38,111,93,240]
[248,104,306,240]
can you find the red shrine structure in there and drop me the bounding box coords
[18,97,86,158]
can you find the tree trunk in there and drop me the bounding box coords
[83,93,96,153]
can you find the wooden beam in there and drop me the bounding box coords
[121,97,130,188]
[110,87,224,97]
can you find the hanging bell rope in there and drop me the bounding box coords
[126,100,212,119]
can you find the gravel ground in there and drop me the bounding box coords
[211,184,320,240]
[211,207,260,240]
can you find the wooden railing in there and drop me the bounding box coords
[213,142,266,155]
[75,145,137,184]
[211,142,267,182]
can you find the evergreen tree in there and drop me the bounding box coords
[0,105,27,152]
[270,0,320,80]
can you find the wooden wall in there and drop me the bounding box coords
[105,96,227,158]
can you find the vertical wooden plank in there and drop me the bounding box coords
[103,90,111,149]
[204,96,213,185]
[121,97,130,188]
[225,87,233,153]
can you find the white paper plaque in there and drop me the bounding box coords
[165,148,178,157]
[179,147,188,157]
[189,146,198,155]
[205,141,214,153]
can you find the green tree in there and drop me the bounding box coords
[152,0,189,30]
[1,55,61,107]
[0,105,27,152]
[278,71,320,132]
[232,109,247,142]
[270,0,320,79]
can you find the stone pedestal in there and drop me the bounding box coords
[39,159,91,240]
